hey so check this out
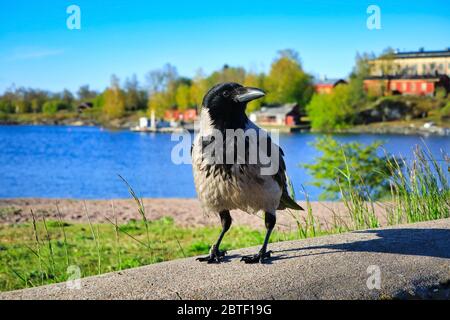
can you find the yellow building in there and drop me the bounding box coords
[370,48,450,77]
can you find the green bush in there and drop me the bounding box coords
[435,86,447,99]
[15,100,31,113]
[440,100,450,118]
[42,101,58,115]
[302,136,396,200]
[306,84,355,131]
[0,111,8,121]
[42,101,68,115]
[0,100,15,114]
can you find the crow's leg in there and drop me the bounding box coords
[241,212,276,264]
[197,210,232,263]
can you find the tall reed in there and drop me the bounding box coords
[83,201,101,274]
[385,145,449,224]
[118,175,151,251]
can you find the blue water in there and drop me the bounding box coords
[0,125,448,200]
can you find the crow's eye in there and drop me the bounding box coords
[222,91,230,97]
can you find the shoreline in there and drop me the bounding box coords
[0,198,390,230]
[1,118,449,136]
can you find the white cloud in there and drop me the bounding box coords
[7,48,65,61]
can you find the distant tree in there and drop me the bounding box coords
[15,99,31,113]
[277,49,301,62]
[189,70,209,108]
[175,83,191,111]
[347,53,372,106]
[146,63,178,94]
[207,65,246,86]
[61,89,75,110]
[42,100,67,115]
[165,77,191,110]
[175,77,192,87]
[148,91,172,118]
[306,84,355,131]
[110,75,120,89]
[19,89,48,113]
[379,47,397,76]
[124,74,144,111]
[265,49,314,109]
[103,75,126,119]
[376,48,398,95]
[77,85,97,101]
[138,90,148,110]
[30,99,42,113]
[92,93,105,109]
[0,99,14,113]
[11,87,31,113]
[0,88,17,114]
[144,64,179,116]
[353,52,373,77]
[42,101,58,115]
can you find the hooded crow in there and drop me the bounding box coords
[192,82,303,264]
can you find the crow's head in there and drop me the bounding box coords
[202,82,265,130]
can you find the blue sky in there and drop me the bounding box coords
[0,0,449,93]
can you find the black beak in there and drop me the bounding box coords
[234,87,266,103]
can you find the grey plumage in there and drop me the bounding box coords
[192,82,303,264]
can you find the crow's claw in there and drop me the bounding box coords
[196,249,227,264]
[241,250,272,264]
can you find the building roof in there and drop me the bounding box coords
[251,103,297,116]
[365,74,449,81]
[379,48,450,60]
[313,78,345,85]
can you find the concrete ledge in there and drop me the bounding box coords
[1,219,449,300]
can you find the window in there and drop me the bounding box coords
[411,83,416,91]
[422,64,428,75]
[421,83,427,91]
[430,63,436,73]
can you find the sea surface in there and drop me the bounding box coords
[0,125,448,200]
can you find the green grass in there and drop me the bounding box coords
[1,215,313,292]
[385,145,450,224]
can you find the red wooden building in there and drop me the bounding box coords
[164,108,198,122]
[314,79,347,94]
[363,75,449,96]
[389,79,435,95]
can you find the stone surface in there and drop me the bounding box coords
[1,219,449,300]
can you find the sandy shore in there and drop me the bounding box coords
[0,198,390,231]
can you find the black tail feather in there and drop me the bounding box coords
[278,192,304,211]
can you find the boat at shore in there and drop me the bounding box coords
[130,113,196,133]
[130,126,194,133]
